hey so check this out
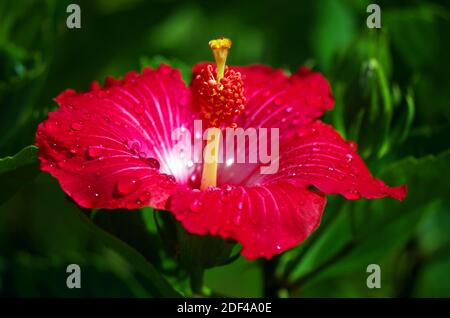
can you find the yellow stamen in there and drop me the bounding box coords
[200,128,221,190]
[199,38,232,190]
[209,37,232,82]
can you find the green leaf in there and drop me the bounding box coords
[0,174,181,297]
[286,149,450,296]
[205,257,263,297]
[0,145,39,205]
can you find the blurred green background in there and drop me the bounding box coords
[1,0,449,297]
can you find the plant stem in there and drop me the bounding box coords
[190,268,204,295]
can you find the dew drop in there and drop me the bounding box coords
[345,153,353,163]
[69,146,79,154]
[127,139,141,153]
[116,179,139,196]
[285,106,293,113]
[45,120,60,131]
[189,199,202,213]
[346,189,361,200]
[327,167,334,172]
[347,141,358,151]
[71,121,84,131]
[233,212,242,226]
[274,97,284,106]
[144,157,160,169]
[87,146,102,159]
[139,191,151,202]
[102,116,111,124]
[138,151,147,158]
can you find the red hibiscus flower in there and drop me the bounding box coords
[35,38,406,260]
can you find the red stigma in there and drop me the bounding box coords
[192,64,246,128]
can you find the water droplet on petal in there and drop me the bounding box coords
[327,167,334,172]
[69,146,79,154]
[347,141,358,151]
[297,127,317,139]
[139,191,151,202]
[346,189,361,200]
[71,121,84,131]
[102,116,111,124]
[345,153,353,163]
[274,97,284,106]
[189,199,202,213]
[45,120,60,132]
[285,106,293,113]
[144,157,160,169]
[87,146,102,159]
[116,179,139,196]
[233,212,242,226]
[127,139,141,154]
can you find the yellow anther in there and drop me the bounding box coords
[208,37,232,82]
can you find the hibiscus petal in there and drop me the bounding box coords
[191,63,334,135]
[36,65,195,209]
[251,121,407,201]
[169,182,326,260]
[235,65,334,132]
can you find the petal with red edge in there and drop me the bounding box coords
[36,65,195,209]
[169,182,326,260]
[251,121,407,201]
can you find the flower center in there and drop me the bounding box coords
[193,37,247,190]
